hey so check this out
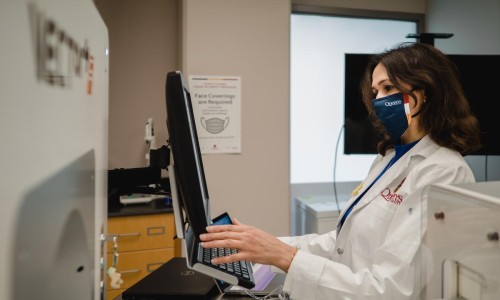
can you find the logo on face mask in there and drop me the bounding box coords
[201,117,229,134]
[372,93,411,144]
[384,100,402,106]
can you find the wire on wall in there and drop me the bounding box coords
[485,155,488,181]
[332,124,345,213]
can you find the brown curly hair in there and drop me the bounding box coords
[360,42,481,156]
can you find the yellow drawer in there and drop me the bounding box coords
[106,248,174,292]
[107,213,175,252]
[106,288,123,300]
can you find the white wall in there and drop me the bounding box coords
[426,0,500,181]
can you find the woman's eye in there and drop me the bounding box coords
[383,85,394,92]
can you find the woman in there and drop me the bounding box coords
[200,42,481,299]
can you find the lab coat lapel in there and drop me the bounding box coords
[336,153,394,232]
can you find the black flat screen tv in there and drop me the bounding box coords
[344,53,500,155]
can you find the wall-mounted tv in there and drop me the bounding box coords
[344,53,500,156]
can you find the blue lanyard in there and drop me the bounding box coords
[338,141,418,232]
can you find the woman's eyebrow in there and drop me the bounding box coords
[372,78,390,89]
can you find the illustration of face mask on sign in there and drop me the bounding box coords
[201,117,230,134]
[372,92,412,144]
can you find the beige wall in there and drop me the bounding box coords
[96,0,426,235]
[95,0,178,169]
[181,0,291,235]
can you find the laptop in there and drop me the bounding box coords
[165,71,255,289]
[122,257,218,300]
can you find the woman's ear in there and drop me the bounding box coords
[414,89,426,108]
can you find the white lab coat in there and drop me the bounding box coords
[280,135,475,299]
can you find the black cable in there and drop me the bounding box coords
[485,155,488,181]
[333,124,345,213]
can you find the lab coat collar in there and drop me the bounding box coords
[383,135,436,169]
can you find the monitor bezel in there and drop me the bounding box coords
[165,70,211,237]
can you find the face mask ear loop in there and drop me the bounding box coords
[411,110,422,119]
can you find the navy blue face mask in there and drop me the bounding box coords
[372,92,411,144]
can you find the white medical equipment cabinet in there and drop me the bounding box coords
[294,195,349,235]
[422,181,500,300]
[0,1,109,299]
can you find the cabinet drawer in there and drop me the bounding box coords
[106,288,123,300]
[106,248,174,292]
[107,213,175,252]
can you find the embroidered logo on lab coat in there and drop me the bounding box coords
[380,188,403,204]
[380,178,406,205]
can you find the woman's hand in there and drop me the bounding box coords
[200,218,298,272]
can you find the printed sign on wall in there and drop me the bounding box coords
[189,75,241,154]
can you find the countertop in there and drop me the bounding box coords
[108,197,173,218]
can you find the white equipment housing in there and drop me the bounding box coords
[422,181,500,300]
[0,1,108,299]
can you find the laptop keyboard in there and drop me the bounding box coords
[202,247,252,280]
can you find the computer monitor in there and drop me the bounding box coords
[165,71,256,289]
[165,70,211,237]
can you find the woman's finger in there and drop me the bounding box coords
[210,252,246,265]
[206,223,246,233]
[200,230,245,242]
[205,224,231,232]
[200,237,246,250]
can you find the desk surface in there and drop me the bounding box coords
[108,198,173,218]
